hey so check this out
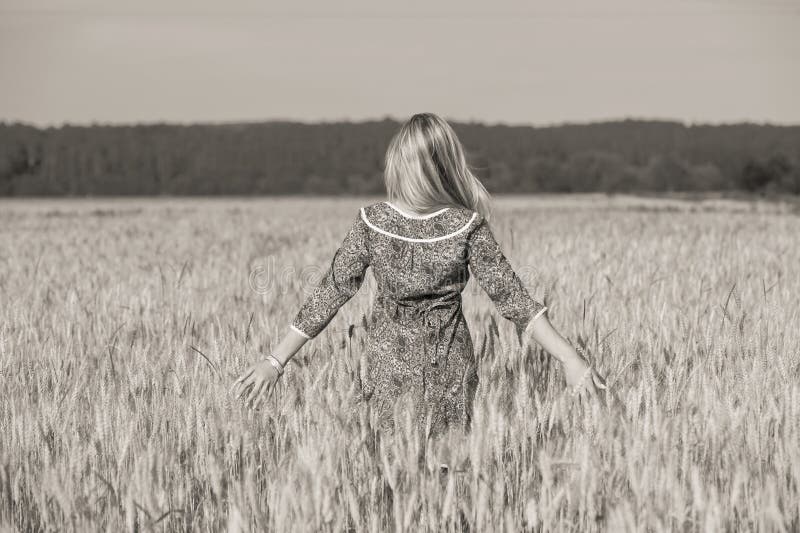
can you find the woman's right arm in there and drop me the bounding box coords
[233,211,370,409]
[233,326,308,409]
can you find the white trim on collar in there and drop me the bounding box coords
[384,201,449,220]
[361,208,477,243]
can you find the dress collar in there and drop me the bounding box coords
[384,201,449,220]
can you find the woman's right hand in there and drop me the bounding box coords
[233,359,282,410]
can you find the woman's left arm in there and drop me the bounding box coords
[526,314,607,399]
[467,216,606,399]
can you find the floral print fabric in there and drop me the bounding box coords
[291,201,546,437]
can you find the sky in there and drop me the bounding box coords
[1,0,798,126]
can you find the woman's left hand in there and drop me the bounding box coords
[233,359,281,410]
[563,355,607,403]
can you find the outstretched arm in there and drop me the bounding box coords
[526,315,607,399]
[232,326,308,409]
[234,212,370,408]
[467,217,606,398]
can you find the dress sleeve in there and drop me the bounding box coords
[290,211,371,339]
[467,216,547,337]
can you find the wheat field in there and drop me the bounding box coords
[1,195,798,532]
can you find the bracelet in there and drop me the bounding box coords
[570,366,593,398]
[264,355,285,376]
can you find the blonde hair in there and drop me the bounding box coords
[384,113,492,219]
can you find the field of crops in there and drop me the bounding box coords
[1,195,798,532]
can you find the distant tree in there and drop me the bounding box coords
[687,162,727,191]
[521,155,563,193]
[776,159,800,194]
[739,154,794,193]
[484,160,516,193]
[561,151,628,192]
[644,154,690,191]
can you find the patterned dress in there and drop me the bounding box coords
[290,201,547,438]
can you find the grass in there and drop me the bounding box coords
[0,195,798,532]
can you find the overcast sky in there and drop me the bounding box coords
[1,0,798,126]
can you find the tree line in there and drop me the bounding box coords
[1,119,798,196]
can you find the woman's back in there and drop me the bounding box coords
[289,200,547,436]
[361,201,477,299]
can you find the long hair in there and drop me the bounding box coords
[384,113,492,219]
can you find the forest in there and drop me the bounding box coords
[1,119,798,196]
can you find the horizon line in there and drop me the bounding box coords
[3,115,800,130]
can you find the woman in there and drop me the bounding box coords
[234,112,606,439]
